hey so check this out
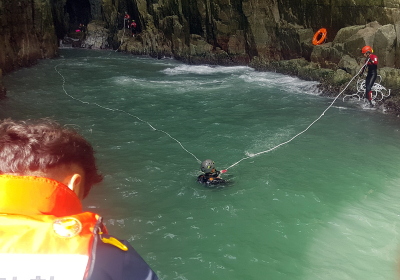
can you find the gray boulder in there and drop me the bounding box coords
[274,58,310,76]
[341,21,381,58]
[278,26,314,60]
[332,69,353,86]
[378,67,400,91]
[338,55,360,76]
[395,22,400,68]
[310,42,341,69]
[298,63,335,83]
[82,21,110,49]
[373,24,396,67]
[333,25,365,45]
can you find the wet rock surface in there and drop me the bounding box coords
[2,0,400,116]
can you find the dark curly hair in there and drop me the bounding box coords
[0,118,103,198]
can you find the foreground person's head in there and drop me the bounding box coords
[0,118,103,200]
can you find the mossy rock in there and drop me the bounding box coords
[379,67,400,95]
[332,69,353,86]
[276,58,310,76]
[338,55,360,76]
[298,64,334,83]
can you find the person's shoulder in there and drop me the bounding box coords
[88,234,158,280]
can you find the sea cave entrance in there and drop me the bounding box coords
[65,0,92,30]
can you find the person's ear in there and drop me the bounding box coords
[67,174,83,199]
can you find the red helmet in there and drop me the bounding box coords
[362,46,373,54]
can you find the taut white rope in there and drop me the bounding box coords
[54,63,201,163]
[222,61,370,172]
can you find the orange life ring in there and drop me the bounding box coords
[312,28,327,45]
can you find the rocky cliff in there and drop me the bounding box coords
[2,0,400,113]
[107,0,400,63]
[0,0,59,97]
[75,0,400,112]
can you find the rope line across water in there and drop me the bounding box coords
[54,63,202,164]
[222,61,369,172]
[56,58,368,173]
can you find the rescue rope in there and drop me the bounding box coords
[221,61,370,173]
[342,74,391,102]
[56,56,373,174]
[54,63,202,164]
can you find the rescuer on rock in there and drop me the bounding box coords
[360,45,378,107]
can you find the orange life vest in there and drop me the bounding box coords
[0,175,107,280]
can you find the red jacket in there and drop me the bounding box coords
[361,54,378,75]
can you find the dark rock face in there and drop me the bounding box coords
[3,0,400,74]
[100,0,400,101]
[0,69,5,99]
[0,0,58,74]
[92,0,400,71]
[0,0,60,97]
[2,0,400,113]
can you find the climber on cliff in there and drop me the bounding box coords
[360,45,378,107]
[131,20,137,37]
[78,23,85,32]
[124,11,130,29]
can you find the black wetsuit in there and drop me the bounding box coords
[361,54,378,101]
[197,170,225,185]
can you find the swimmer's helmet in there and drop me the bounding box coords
[201,159,215,173]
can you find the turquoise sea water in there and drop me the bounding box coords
[2,49,400,279]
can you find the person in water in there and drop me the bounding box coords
[197,159,225,185]
[0,118,158,280]
[360,45,378,107]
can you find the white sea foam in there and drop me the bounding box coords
[113,75,230,91]
[113,76,142,85]
[239,71,319,95]
[64,61,107,69]
[162,64,253,75]
[119,63,319,96]
[332,105,348,110]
